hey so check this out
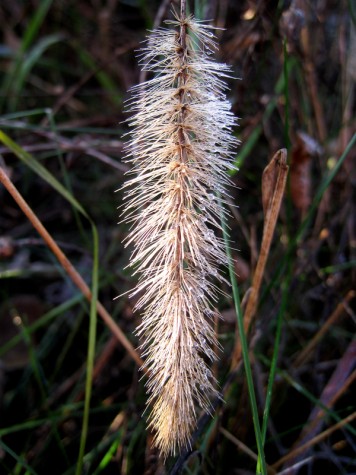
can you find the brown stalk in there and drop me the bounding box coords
[231,149,289,367]
[0,166,143,368]
[220,427,277,474]
[173,3,188,277]
[292,290,355,368]
[271,411,356,470]
[291,368,356,450]
[284,339,356,471]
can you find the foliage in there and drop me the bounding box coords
[0,1,355,474]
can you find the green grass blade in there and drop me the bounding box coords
[220,195,267,475]
[62,430,124,475]
[349,0,356,26]
[257,354,356,437]
[46,109,91,248]
[0,130,89,219]
[1,108,54,120]
[92,433,122,475]
[0,0,54,111]
[281,374,356,436]
[258,269,291,474]
[320,260,356,274]
[71,42,122,106]
[10,34,64,111]
[230,125,262,174]
[0,120,122,135]
[0,440,39,475]
[19,0,54,54]
[19,320,71,467]
[283,39,291,153]
[75,225,99,474]
[0,420,52,438]
[0,294,83,358]
[0,403,96,438]
[260,306,285,443]
[0,129,100,472]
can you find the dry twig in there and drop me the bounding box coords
[0,166,143,368]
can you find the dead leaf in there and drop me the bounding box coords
[290,131,321,216]
[262,148,288,216]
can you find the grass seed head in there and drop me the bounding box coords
[122,11,238,458]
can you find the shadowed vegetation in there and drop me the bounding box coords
[0,1,355,474]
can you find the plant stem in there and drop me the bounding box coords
[0,161,143,368]
[220,194,267,475]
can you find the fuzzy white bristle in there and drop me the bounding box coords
[121,12,238,457]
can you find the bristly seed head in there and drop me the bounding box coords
[120,10,238,458]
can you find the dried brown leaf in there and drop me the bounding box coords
[290,131,321,216]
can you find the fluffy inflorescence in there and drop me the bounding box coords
[121,13,237,457]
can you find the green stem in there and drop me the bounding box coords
[258,259,292,475]
[220,197,267,475]
[75,224,99,475]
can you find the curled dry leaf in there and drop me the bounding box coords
[232,149,288,367]
[262,148,287,216]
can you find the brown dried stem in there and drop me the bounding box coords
[220,427,277,474]
[0,166,143,368]
[292,290,355,368]
[271,411,356,470]
[285,339,356,470]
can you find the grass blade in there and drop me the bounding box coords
[0,130,89,218]
[0,129,99,471]
[75,226,99,475]
[220,194,267,475]
[10,34,64,111]
[0,440,39,475]
[0,0,54,111]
